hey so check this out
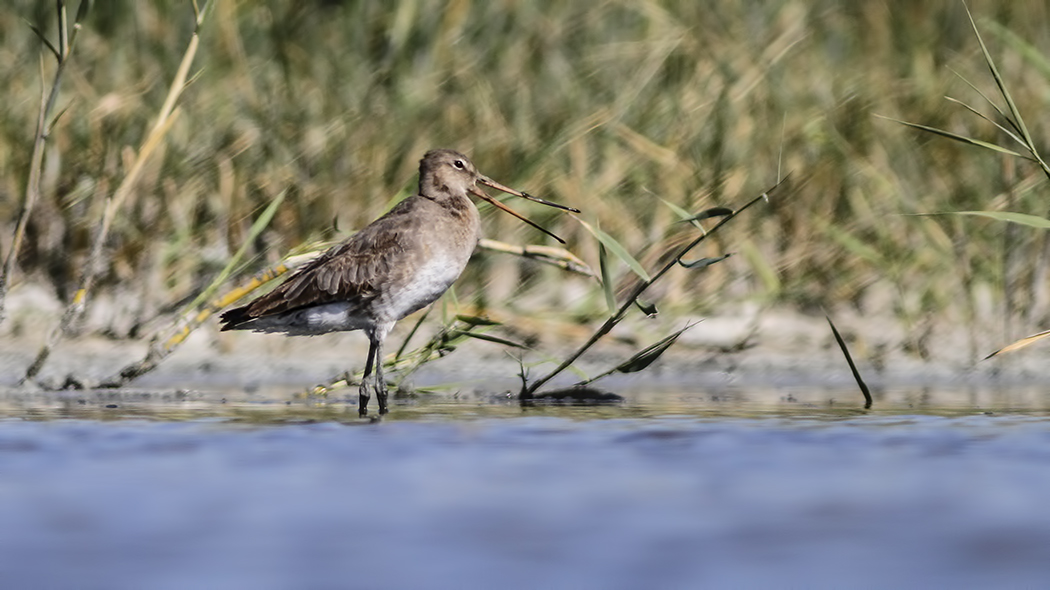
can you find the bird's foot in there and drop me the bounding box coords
[358,388,371,417]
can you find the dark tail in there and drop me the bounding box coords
[218,305,254,331]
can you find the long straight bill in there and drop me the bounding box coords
[470,187,566,244]
[472,176,579,244]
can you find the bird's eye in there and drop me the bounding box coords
[453,159,465,170]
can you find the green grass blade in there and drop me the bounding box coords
[952,210,1050,229]
[184,189,287,313]
[597,243,617,316]
[394,307,431,362]
[659,198,693,220]
[681,207,734,223]
[47,101,76,135]
[25,21,60,61]
[74,0,92,25]
[678,253,731,270]
[633,299,658,317]
[879,115,1030,159]
[822,223,886,267]
[577,217,651,282]
[658,200,733,232]
[457,330,529,349]
[614,323,695,374]
[455,314,502,327]
[910,210,1050,230]
[943,96,1026,149]
[949,68,1012,125]
[965,3,1034,149]
[986,20,1050,80]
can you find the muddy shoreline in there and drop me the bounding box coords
[2,302,1047,413]
[3,281,1048,404]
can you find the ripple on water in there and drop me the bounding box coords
[0,409,1049,588]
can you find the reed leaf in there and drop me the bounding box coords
[681,207,734,223]
[659,198,707,232]
[613,323,694,374]
[455,330,529,350]
[577,217,651,282]
[678,253,731,270]
[455,314,502,327]
[880,116,1029,159]
[26,22,59,60]
[984,328,1050,359]
[659,198,693,221]
[986,20,1050,80]
[964,3,1034,151]
[912,211,1050,230]
[948,69,1013,126]
[394,307,431,362]
[943,96,1026,150]
[572,322,698,387]
[598,242,616,315]
[183,189,287,314]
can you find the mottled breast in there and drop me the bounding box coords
[374,195,481,322]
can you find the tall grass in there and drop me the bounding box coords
[2,1,1050,364]
[0,0,88,324]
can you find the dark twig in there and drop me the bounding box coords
[522,178,787,398]
[825,315,873,409]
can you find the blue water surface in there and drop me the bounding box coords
[1,401,1049,589]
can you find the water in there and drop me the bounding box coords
[1,388,1050,589]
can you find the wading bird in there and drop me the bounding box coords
[219,149,578,415]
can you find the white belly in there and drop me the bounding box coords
[382,252,469,321]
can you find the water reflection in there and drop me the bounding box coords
[1,386,1049,588]
[1,383,1048,423]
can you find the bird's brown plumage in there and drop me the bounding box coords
[219,148,577,416]
[220,150,483,333]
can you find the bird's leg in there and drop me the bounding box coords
[359,340,377,416]
[374,338,389,415]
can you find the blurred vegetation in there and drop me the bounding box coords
[3,0,1050,357]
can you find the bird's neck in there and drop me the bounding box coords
[437,192,477,222]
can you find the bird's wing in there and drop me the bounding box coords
[237,204,427,320]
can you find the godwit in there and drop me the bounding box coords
[219,149,578,415]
